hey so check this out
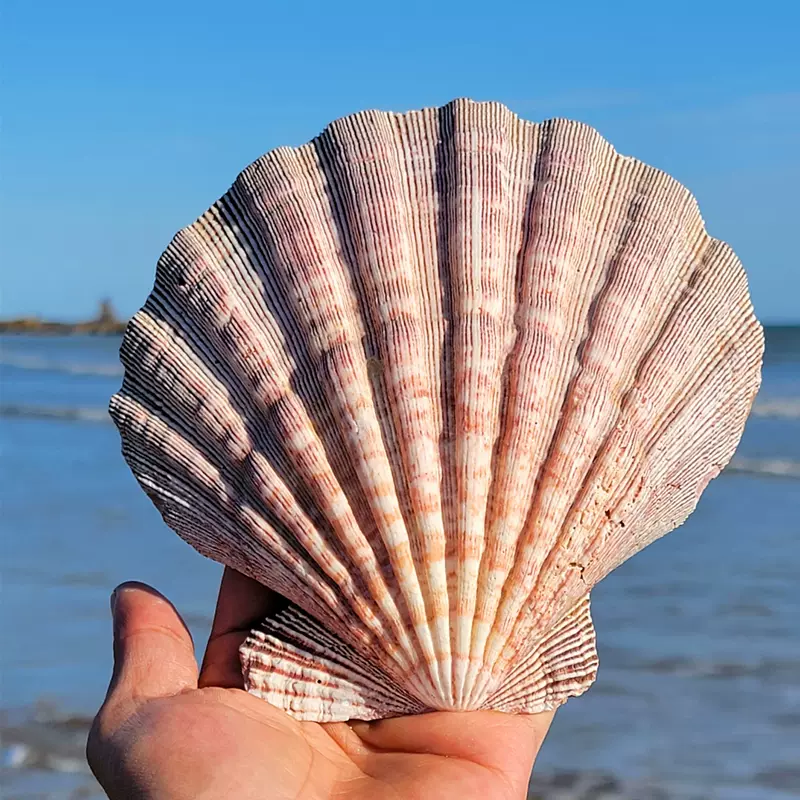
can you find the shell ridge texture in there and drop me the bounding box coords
[481,160,706,681]
[311,120,449,701]
[234,139,440,696]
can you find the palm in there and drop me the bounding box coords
[88,569,551,799]
[132,689,545,799]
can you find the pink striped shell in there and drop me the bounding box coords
[110,98,764,722]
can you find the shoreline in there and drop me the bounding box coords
[0,301,127,336]
[2,320,797,337]
[0,320,127,335]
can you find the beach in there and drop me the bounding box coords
[2,329,798,799]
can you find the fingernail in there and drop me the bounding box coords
[110,581,144,616]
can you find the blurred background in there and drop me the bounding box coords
[2,1,798,798]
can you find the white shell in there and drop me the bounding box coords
[111,99,764,721]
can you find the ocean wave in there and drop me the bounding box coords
[2,403,800,480]
[607,652,800,682]
[1,707,92,775]
[1,404,111,424]
[3,351,800,420]
[727,457,800,480]
[0,353,123,378]
[751,398,800,420]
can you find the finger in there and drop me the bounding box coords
[351,709,554,787]
[208,567,284,639]
[199,567,284,689]
[106,582,198,716]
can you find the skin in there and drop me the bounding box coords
[87,567,554,799]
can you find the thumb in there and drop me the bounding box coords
[106,582,198,715]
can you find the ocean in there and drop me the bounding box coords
[1,329,798,799]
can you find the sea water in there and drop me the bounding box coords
[2,330,798,798]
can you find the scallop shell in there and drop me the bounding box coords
[110,98,764,722]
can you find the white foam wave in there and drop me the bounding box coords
[0,353,123,378]
[1,404,111,424]
[751,398,800,420]
[3,351,799,420]
[2,405,798,480]
[727,457,800,480]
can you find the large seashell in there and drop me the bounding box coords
[110,99,764,722]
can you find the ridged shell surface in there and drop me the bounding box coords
[111,99,764,722]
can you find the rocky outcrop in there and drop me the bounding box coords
[0,300,127,335]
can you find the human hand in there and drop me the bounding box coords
[87,568,554,799]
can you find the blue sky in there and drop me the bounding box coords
[3,0,799,323]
